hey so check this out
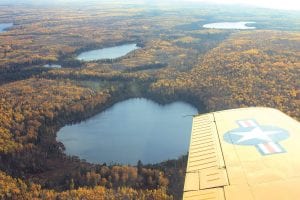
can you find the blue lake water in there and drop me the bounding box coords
[43,64,61,68]
[203,21,256,29]
[57,98,198,165]
[0,23,13,32]
[77,43,139,61]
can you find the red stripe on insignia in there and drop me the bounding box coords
[264,143,276,153]
[268,142,283,153]
[244,121,252,127]
[238,121,248,127]
[248,120,257,127]
[238,120,257,128]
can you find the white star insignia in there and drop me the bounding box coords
[231,127,281,143]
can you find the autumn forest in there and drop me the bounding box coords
[0,1,299,199]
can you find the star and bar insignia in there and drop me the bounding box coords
[224,119,289,155]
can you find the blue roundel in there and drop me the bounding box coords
[223,119,290,155]
[224,125,289,146]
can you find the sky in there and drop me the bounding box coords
[2,0,300,11]
[184,0,300,10]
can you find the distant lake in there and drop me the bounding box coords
[77,43,139,61]
[57,98,198,165]
[43,64,61,68]
[0,23,13,32]
[203,22,256,29]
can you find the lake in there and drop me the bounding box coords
[203,21,256,29]
[57,98,198,165]
[0,23,13,32]
[77,43,139,61]
[43,64,61,68]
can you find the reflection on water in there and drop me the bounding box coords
[43,64,61,68]
[77,43,139,61]
[57,98,198,165]
[203,21,256,29]
[0,23,13,32]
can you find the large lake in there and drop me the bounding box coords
[57,98,198,165]
[0,23,13,32]
[77,43,139,61]
[203,21,256,29]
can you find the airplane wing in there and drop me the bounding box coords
[183,107,300,200]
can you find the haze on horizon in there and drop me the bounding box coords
[150,0,300,11]
[1,0,300,11]
[184,0,300,11]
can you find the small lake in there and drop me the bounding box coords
[0,23,13,32]
[43,64,61,68]
[77,43,139,62]
[203,21,256,29]
[57,98,198,165]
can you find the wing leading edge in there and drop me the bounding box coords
[183,107,300,200]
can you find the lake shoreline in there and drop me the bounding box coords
[57,98,198,165]
[0,23,13,32]
[76,43,140,62]
[203,21,256,29]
